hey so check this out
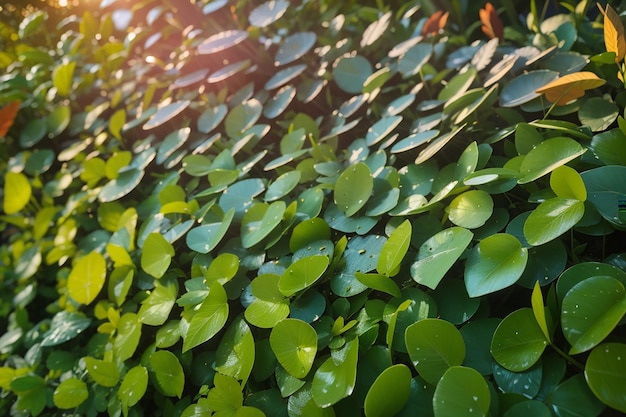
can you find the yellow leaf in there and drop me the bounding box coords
[535,71,606,105]
[599,3,626,63]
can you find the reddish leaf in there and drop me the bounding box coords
[422,10,449,37]
[480,3,503,40]
[0,101,20,137]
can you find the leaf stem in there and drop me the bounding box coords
[550,343,585,371]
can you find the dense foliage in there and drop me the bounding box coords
[1,0,626,416]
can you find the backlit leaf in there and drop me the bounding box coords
[53,378,88,409]
[68,251,107,305]
[599,3,626,63]
[422,10,448,36]
[480,2,503,40]
[183,281,229,352]
[270,319,317,379]
[141,233,175,278]
[535,72,606,105]
[150,350,185,398]
[3,171,31,215]
[0,100,20,137]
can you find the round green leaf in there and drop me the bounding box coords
[241,201,286,248]
[225,99,263,138]
[432,280,480,325]
[579,97,618,132]
[24,148,54,176]
[464,233,528,297]
[275,32,316,66]
[118,366,148,409]
[503,400,552,417]
[198,104,228,134]
[556,262,626,304]
[312,338,359,407]
[405,318,466,384]
[581,166,626,228]
[398,43,432,77]
[585,343,626,412]
[68,251,106,305]
[518,137,586,184]
[46,105,71,137]
[433,366,490,417]
[98,168,145,203]
[150,350,185,398]
[219,178,266,221]
[143,100,190,130]
[523,198,585,246]
[364,364,412,417]
[265,171,301,202]
[333,55,373,94]
[334,162,373,217]
[183,282,229,352]
[279,255,329,296]
[545,374,605,417]
[410,227,474,290]
[270,318,317,379]
[84,357,120,387]
[53,377,88,409]
[246,274,290,328]
[198,29,248,54]
[561,276,626,354]
[141,232,175,278]
[215,316,255,384]
[385,287,437,354]
[366,116,403,147]
[491,308,548,372]
[19,118,46,147]
[264,85,296,119]
[590,128,626,166]
[550,165,586,201]
[447,190,494,229]
[157,127,190,164]
[186,208,235,254]
[3,171,31,215]
[493,361,542,398]
[138,280,177,326]
[289,218,331,253]
[500,70,559,107]
[290,290,326,324]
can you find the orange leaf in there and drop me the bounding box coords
[598,3,626,63]
[480,2,503,40]
[535,71,606,105]
[0,101,20,137]
[422,10,448,36]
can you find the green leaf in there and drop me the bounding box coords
[550,165,586,201]
[431,280,480,325]
[590,128,626,165]
[183,281,229,352]
[157,128,191,164]
[186,208,235,254]
[138,279,177,326]
[333,55,373,93]
[289,218,331,253]
[143,100,190,130]
[433,366,490,417]
[114,313,142,361]
[545,374,605,417]
[241,201,286,248]
[3,171,31,214]
[215,316,255,384]
[523,198,585,246]
[464,233,528,297]
[118,366,148,410]
[109,109,126,140]
[312,338,359,407]
[46,105,71,138]
[405,318,466,384]
[265,171,301,202]
[410,227,474,290]
[206,373,244,415]
[245,274,290,328]
[141,232,175,278]
[500,70,559,107]
[503,400,552,417]
[585,343,626,412]
[40,310,91,347]
[364,364,412,417]
[446,190,494,229]
[556,262,626,304]
[531,282,551,342]
[68,251,107,305]
[355,272,401,298]
[491,308,548,372]
[561,276,626,354]
[334,162,373,217]
[581,166,626,228]
[518,137,586,184]
[150,350,185,398]
[225,99,262,138]
[377,219,411,276]
[99,168,145,203]
[52,61,75,97]
[579,97,618,132]
[493,361,542,398]
[53,377,88,409]
[19,10,45,38]
[270,319,317,379]
[279,255,330,297]
[84,357,120,387]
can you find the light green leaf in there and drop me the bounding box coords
[562,276,626,354]
[312,338,359,407]
[41,311,91,347]
[410,227,474,290]
[3,171,31,214]
[355,272,401,298]
[68,251,107,305]
[433,366,490,417]
[215,316,255,384]
[550,165,586,201]
[585,343,626,412]
[279,255,329,297]
[464,233,528,297]
[138,280,177,326]
[53,377,88,409]
[84,357,120,387]
[186,208,235,254]
[446,190,494,229]
[183,281,229,352]
[245,274,290,328]
[241,201,286,248]
[118,366,148,410]
[270,319,317,379]
[52,61,76,97]
[141,232,175,278]
[109,109,126,140]
[114,313,142,361]
[151,350,185,398]
[491,308,548,372]
[364,364,412,417]
[377,219,411,276]
[405,318,466,384]
[531,282,551,343]
[524,198,585,246]
[518,136,586,184]
[334,162,373,217]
